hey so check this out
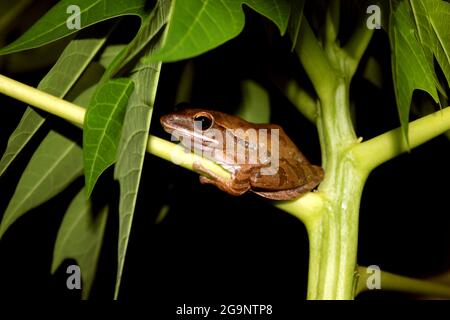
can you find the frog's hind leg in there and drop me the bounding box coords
[194,162,250,196]
[252,177,321,200]
[199,176,249,196]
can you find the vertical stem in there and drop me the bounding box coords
[324,0,340,46]
[306,75,365,299]
[295,14,373,299]
[317,78,356,180]
[295,19,336,100]
[307,166,367,299]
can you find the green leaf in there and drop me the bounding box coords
[0,0,148,55]
[0,108,45,176]
[83,78,134,198]
[73,85,98,109]
[410,0,450,88]
[0,34,107,176]
[147,0,290,62]
[102,2,171,81]
[390,1,439,144]
[236,80,270,123]
[4,37,70,73]
[98,44,127,69]
[51,188,108,300]
[113,0,173,298]
[287,0,305,51]
[0,131,83,239]
[69,84,99,130]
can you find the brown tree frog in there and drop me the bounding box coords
[160,109,324,200]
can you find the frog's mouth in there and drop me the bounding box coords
[162,126,220,148]
[161,115,221,147]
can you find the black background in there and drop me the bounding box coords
[0,1,449,307]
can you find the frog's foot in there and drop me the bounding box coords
[193,162,250,196]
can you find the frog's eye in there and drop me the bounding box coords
[194,113,213,131]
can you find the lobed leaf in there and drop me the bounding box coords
[101,3,171,81]
[147,0,290,62]
[410,0,450,88]
[0,0,148,55]
[390,1,439,144]
[287,0,305,51]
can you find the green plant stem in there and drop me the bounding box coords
[0,74,85,125]
[296,15,365,300]
[305,168,365,299]
[274,192,324,225]
[146,135,230,180]
[295,19,336,99]
[343,20,374,77]
[324,0,340,46]
[280,79,317,122]
[352,106,450,173]
[306,76,363,299]
[356,266,450,298]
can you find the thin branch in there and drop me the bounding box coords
[343,20,374,77]
[0,74,85,125]
[146,135,230,180]
[278,79,317,123]
[356,266,450,299]
[351,106,450,173]
[295,19,336,100]
[324,0,340,46]
[274,192,324,227]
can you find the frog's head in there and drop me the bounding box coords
[160,108,250,133]
[160,109,259,166]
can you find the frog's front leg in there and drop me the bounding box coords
[193,162,251,196]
